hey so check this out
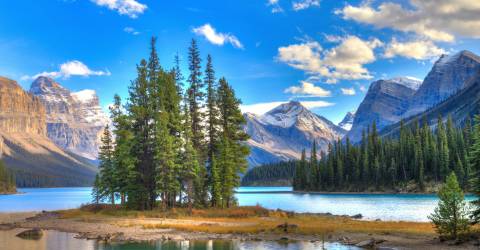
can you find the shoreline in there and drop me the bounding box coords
[1,209,478,249]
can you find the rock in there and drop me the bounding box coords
[351,214,363,219]
[355,238,386,248]
[30,76,110,160]
[276,222,298,233]
[16,228,43,240]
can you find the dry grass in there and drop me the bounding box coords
[57,205,447,236]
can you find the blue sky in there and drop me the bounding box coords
[1,0,479,124]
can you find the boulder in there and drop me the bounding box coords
[16,228,43,240]
[351,214,363,219]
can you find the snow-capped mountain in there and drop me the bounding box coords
[347,50,480,143]
[338,111,355,131]
[346,77,418,142]
[405,50,480,117]
[29,76,110,160]
[244,101,346,167]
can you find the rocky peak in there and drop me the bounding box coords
[29,76,110,160]
[0,77,46,136]
[338,111,355,131]
[405,50,480,117]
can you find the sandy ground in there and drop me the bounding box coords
[0,212,479,249]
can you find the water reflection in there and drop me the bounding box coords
[0,230,359,250]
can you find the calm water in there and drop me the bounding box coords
[0,229,358,250]
[0,186,476,222]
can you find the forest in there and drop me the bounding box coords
[0,159,16,194]
[294,116,480,192]
[93,37,249,210]
[241,161,296,186]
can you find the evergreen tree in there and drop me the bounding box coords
[94,125,116,204]
[187,39,205,154]
[470,115,480,223]
[429,172,471,240]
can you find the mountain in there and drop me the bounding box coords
[347,77,420,142]
[0,76,97,187]
[382,70,480,137]
[338,111,355,131]
[29,76,110,160]
[405,50,480,117]
[244,101,346,167]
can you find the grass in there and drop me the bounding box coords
[57,204,448,237]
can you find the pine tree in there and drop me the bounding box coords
[109,94,133,205]
[187,39,205,154]
[470,115,480,223]
[216,77,250,207]
[95,125,116,204]
[428,172,471,240]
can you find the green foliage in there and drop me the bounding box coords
[470,115,480,223]
[94,37,248,210]
[428,172,471,240]
[0,159,16,193]
[242,161,296,186]
[293,116,474,192]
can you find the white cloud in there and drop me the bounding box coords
[91,0,147,19]
[284,81,331,97]
[359,85,367,93]
[241,100,334,115]
[22,60,110,80]
[267,0,284,13]
[337,0,480,42]
[292,0,320,11]
[340,87,356,96]
[193,24,243,49]
[124,27,140,35]
[384,39,445,60]
[277,36,382,83]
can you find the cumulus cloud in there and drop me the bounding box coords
[340,87,356,96]
[384,39,445,60]
[193,24,243,49]
[241,100,334,115]
[292,0,320,11]
[91,0,147,18]
[337,0,480,42]
[284,81,331,97]
[267,0,284,13]
[22,60,110,80]
[124,27,140,35]
[277,36,382,83]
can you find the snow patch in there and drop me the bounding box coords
[71,89,97,103]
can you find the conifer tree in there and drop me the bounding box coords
[95,125,116,204]
[429,172,471,240]
[187,39,205,153]
[470,115,480,223]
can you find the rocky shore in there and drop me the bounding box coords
[1,211,479,249]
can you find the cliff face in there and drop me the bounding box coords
[30,76,110,160]
[347,77,419,142]
[0,77,46,135]
[0,76,97,187]
[405,50,480,117]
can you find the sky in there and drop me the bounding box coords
[1,0,479,124]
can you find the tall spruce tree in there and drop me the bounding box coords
[470,115,480,223]
[95,125,116,204]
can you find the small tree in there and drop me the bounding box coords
[428,172,471,240]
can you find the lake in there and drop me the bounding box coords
[0,229,359,250]
[0,186,476,222]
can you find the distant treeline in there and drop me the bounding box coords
[241,161,296,186]
[294,115,480,192]
[0,160,16,193]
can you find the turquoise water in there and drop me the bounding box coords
[0,187,476,222]
[0,229,359,250]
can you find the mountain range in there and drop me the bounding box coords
[1,50,479,180]
[243,101,346,166]
[0,77,97,187]
[347,50,480,143]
